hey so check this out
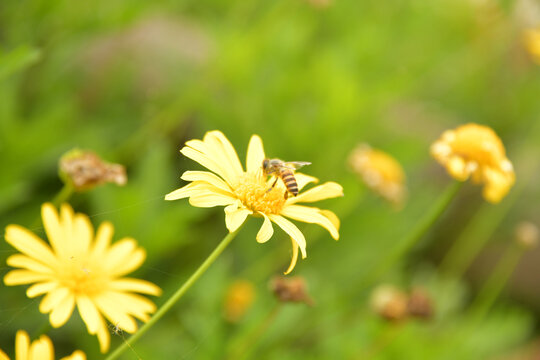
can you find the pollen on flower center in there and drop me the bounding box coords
[59,261,105,296]
[233,173,286,214]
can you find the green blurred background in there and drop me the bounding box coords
[1,0,540,358]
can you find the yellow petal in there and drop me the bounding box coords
[108,279,162,296]
[268,215,306,258]
[49,294,75,327]
[15,330,29,360]
[96,321,110,353]
[182,142,236,186]
[39,287,70,314]
[181,171,233,193]
[92,221,113,258]
[60,350,87,360]
[73,213,93,255]
[256,214,274,243]
[4,270,51,285]
[93,295,138,333]
[281,205,339,240]
[27,282,58,298]
[284,238,299,275]
[42,203,66,257]
[319,210,340,233]
[109,247,146,277]
[246,135,265,174]
[164,182,202,200]
[224,204,252,232]
[59,204,75,255]
[5,225,57,265]
[295,173,319,192]
[102,238,145,276]
[77,295,102,334]
[7,254,54,274]
[103,238,137,266]
[288,181,343,204]
[205,131,244,177]
[28,335,53,360]
[0,348,9,360]
[482,167,514,204]
[100,292,156,321]
[189,192,237,208]
[447,156,468,181]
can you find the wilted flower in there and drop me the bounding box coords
[407,288,433,320]
[165,131,343,274]
[348,144,407,207]
[59,149,127,191]
[0,330,85,360]
[223,280,256,323]
[515,221,539,249]
[370,285,408,322]
[430,123,515,203]
[3,203,161,353]
[269,276,314,305]
[524,28,540,64]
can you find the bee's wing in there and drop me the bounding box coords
[285,161,311,170]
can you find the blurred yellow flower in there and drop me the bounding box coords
[223,280,256,322]
[524,28,540,64]
[348,144,407,207]
[430,123,514,203]
[3,203,162,353]
[165,130,343,273]
[0,330,85,360]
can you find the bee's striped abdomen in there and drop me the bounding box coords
[280,169,298,196]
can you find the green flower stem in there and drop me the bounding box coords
[52,183,74,207]
[441,200,513,278]
[105,225,245,360]
[469,243,524,321]
[439,195,516,279]
[362,180,462,287]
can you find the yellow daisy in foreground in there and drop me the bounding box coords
[348,144,407,208]
[165,130,343,273]
[430,123,515,203]
[0,330,85,360]
[3,203,162,353]
[524,28,540,65]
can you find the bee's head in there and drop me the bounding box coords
[262,158,269,172]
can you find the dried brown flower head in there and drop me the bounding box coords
[370,285,408,322]
[269,276,314,306]
[59,149,127,191]
[407,288,434,320]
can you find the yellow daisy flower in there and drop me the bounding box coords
[165,130,343,273]
[524,28,540,65]
[0,330,85,360]
[348,144,407,207]
[3,203,162,353]
[430,123,515,203]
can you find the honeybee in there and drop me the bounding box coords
[262,158,311,198]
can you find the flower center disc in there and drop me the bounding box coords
[234,173,286,214]
[59,260,104,296]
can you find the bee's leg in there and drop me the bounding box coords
[284,191,289,200]
[266,177,279,193]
